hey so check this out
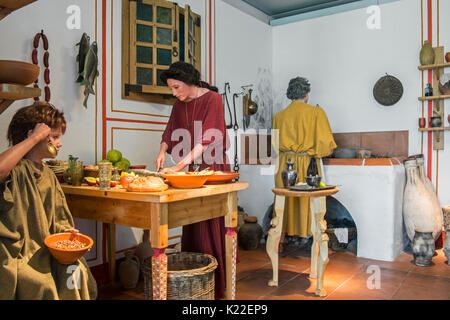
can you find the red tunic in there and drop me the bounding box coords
[161,90,234,299]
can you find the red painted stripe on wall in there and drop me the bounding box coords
[209,0,212,84]
[426,0,432,179]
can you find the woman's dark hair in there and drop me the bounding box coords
[7,101,66,146]
[286,77,311,100]
[160,61,218,92]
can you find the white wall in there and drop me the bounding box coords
[215,1,274,224]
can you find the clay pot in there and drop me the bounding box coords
[445,52,450,63]
[429,116,442,128]
[0,60,40,85]
[418,117,426,128]
[420,40,435,65]
[118,251,140,288]
[403,159,442,241]
[444,229,450,265]
[412,231,435,267]
[238,216,263,250]
[135,230,153,269]
[281,159,298,187]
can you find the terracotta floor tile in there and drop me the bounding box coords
[235,267,300,300]
[237,257,271,281]
[359,252,415,273]
[260,273,322,300]
[409,249,450,279]
[392,273,450,300]
[326,268,408,300]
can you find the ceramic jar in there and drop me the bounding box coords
[238,216,263,250]
[420,40,435,65]
[281,159,298,187]
[412,231,435,266]
[444,229,450,265]
[429,116,442,128]
[118,251,140,288]
[403,159,442,241]
[135,230,153,269]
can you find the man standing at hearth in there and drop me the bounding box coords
[273,77,336,249]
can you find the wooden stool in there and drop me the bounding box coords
[266,187,339,297]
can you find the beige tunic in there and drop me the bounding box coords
[0,159,97,299]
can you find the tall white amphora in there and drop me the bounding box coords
[415,155,443,239]
[403,159,442,241]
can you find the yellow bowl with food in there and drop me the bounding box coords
[162,171,213,188]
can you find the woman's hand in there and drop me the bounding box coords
[160,165,182,174]
[155,151,166,172]
[63,228,79,234]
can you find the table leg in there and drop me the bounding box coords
[310,196,329,297]
[266,195,285,287]
[151,203,168,300]
[225,192,238,300]
[151,248,167,300]
[106,223,116,284]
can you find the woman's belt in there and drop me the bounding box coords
[281,151,308,156]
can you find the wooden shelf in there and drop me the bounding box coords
[0,0,37,21]
[418,62,450,70]
[418,127,450,132]
[0,83,41,115]
[418,95,450,101]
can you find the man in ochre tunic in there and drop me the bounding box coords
[273,77,336,246]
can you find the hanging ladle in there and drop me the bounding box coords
[247,89,258,115]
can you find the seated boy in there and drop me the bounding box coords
[0,102,97,299]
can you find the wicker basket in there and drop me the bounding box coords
[141,252,218,300]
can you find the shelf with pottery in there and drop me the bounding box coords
[418,127,450,132]
[0,83,41,115]
[418,95,450,101]
[417,62,450,70]
[418,43,448,150]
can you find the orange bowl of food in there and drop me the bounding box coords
[162,172,213,188]
[44,233,93,265]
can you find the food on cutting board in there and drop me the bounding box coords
[120,173,135,188]
[127,176,168,192]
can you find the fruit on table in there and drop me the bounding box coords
[85,177,97,186]
[121,171,135,177]
[120,174,135,188]
[114,160,129,172]
[107,149,122,163]
[319,181,326,188]
[110,181,117,187]
[95,178,99,185]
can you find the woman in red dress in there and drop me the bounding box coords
[155,62,231,299]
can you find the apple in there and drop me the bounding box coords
[85,177,97,186]
[110,181,117,187]
[120,175,135,188]
[446,52,450,63]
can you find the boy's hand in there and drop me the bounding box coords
[63,228,79,234]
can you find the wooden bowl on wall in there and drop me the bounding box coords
[0,60,40,85]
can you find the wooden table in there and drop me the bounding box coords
[62,182,249,300]
[266,187,339,297]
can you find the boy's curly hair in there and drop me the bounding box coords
[7,101,66,146]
